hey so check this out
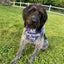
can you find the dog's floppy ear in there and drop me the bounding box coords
[23,5,33,27]
[39,7,47,24]
[37,6,47,31]
[23,7,28,27]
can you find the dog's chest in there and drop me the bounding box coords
[25,26,44,43]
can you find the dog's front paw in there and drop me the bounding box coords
[11,56,19,64]
[11,62,15,64]
[11,60,16,64]
[28,59,33,64]
[28,61,30,64]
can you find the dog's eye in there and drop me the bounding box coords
[39,12,42,18]
[39,14,41,18]
[33,8,36,11]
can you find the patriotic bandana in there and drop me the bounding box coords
[25,26,45,43]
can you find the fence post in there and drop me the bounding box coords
[28,2,29,6]
[49,5,51,12]
[20,2,21,7]
[13,2,15,6]
[8,0,10,5]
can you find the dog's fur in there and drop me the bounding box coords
[11,4,48,64]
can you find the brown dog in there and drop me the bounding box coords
[11,3,48,64]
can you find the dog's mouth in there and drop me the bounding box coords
[27,23,36,29]
[27,21,40,29]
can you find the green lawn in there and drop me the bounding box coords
[0,5,64,64]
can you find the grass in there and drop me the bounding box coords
[0,5,64,64]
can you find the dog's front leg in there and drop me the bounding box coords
[28,45,41,64]
[11,28,27,64]
[28,33,44,64]
[16,40,27,59]
[11,39,27,64]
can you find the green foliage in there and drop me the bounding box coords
[11,0,16,2]
[0,5,64,64]
[42,0,64,7]
[16,0,20,2]
[11,0,64,7]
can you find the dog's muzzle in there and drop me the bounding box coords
[31,16,37,23]
[31,15,39,23]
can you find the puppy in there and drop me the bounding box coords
[11,4,48,64]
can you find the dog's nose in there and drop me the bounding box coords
[32,16,37,23]
[32,19,37,23]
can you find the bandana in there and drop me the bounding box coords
[25,26,45,43]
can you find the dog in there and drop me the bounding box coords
[11,3,48,64]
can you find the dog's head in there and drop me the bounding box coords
[23,4,47,31]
